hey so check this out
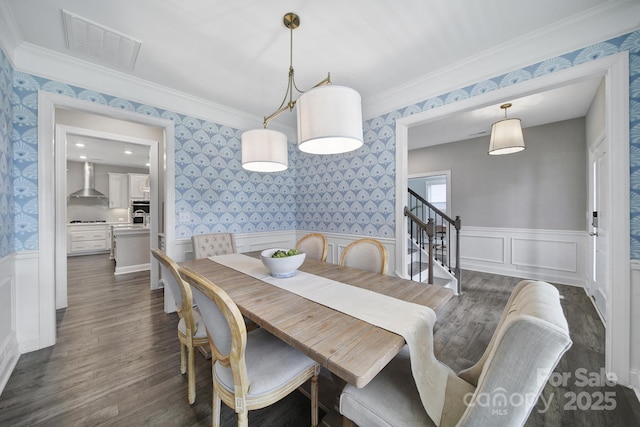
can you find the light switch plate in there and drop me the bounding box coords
[179,212,190,222]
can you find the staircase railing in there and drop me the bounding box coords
[406,188,461,294]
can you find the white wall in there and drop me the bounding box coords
[408,118,587,231]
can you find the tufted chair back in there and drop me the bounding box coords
[191,233,237,259]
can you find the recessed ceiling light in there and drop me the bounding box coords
[79,155,87,159]
[124,150,132,155]
[75,143,85,147]
[145,163,150,167]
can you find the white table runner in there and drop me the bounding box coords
[209,253,451,425]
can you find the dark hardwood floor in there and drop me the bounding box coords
[0,255,638,426]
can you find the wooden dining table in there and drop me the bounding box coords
[179,251,454,389]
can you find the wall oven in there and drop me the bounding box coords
[131,200,150,224]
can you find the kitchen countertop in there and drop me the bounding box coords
[112,225,150,235]
[67,222,132,227]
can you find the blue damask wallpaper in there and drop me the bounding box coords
[295,31,640,256]
[0,49,13,258]
[10,74,297,250]
[6,30,640,257]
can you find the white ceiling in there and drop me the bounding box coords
[3,0,639,153]
[65,133,150,168]
[408,77,603,150]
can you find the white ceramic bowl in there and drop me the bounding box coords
[260,248,306,278]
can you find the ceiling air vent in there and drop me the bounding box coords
[62,9,141,71]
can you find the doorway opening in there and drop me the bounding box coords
[55,124,159,309]
[37,91,176,348]
[394,52,630,384]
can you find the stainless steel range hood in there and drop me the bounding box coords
[69,162,107,198]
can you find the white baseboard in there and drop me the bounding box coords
[114,263,150,275]
[459,226,587,287]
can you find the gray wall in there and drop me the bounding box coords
[408,117,586,230]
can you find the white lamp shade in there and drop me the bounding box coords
[297,85,364,154]
[488,118,525,155]
[241,129,288,172]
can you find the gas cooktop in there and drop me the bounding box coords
[69,220,107,224]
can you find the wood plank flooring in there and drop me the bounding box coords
[1,255,639,426]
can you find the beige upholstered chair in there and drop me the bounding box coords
[179,267,321,427]
[192,233,236,259]
[340,280,572,427]
[295,233,328,262]
[339,238,388,275]
[151,248,209,404]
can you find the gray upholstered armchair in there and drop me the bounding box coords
[192,233,236,259]
[340,280,572,427]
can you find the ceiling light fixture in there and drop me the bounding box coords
[241,12,363,172]
[488,103,525,155]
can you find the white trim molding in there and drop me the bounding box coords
[460,226,586,287]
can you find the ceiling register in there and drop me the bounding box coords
[241,13,364,172]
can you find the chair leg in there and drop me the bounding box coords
[187,344,196,404]
[311,372,319,427]
[180,341,187,375]
[212,387,222,427]
[237,410,248,427]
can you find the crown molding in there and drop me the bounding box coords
[10,41,297,140]
[363,0,640,120]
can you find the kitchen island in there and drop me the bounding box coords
[113,225,150,275]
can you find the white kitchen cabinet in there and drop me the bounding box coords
[129,173,149,200]
[113,226,150,274]
[67,225,109,255]
[108,173,129,208]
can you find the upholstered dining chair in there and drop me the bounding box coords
[339,280,572,427]
[295,233,328,262]
[192,233,237,259]
[151,248,209,405]
[339,238,388,275]
[179,266,321,427]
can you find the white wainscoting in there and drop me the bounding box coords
[295,231,397,273]
[14,251,43,353]
[630,260,640,398]
[0,253,19,395]
[459,226,587,287]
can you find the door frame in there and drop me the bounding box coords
[394,52,630,384]
[37,91,176,348]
